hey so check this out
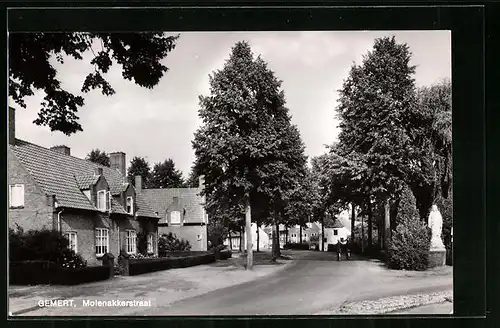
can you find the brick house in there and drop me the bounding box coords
[7,108,159,266]
[137,175,209,251]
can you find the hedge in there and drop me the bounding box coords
[128,253,216,276]
[283,243,310,250]
[10,261,110,285]
[219,249,232,260]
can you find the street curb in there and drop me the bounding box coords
[317,290,453,315]
[9,297,66,316]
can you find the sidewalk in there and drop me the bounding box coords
[9,257,293,316]
[393,301,453,314]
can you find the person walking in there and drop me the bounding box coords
[336,238,342,261]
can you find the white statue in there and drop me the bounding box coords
[428,204,445,251]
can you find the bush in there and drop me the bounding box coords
[158,232,191,256]
[283,243,310,250]
[9,226,87,269]
[128,253,215,276]
[10,261,109,285]
[388,216,431,271]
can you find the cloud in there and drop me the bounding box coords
[11,31,451,177]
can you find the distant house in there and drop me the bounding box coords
[323,219,351,251]
[7,108,159,266]
[224,223,270,251]
[281,222,322,246]
[139,176,208,251]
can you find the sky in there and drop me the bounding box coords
[11,31,451,178]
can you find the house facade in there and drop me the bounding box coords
[224,223,271,251]
[138,176,209,251]
[8,107,159,266]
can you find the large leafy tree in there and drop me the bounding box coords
[127,156,152,188]
[336,36,417,250]
[192,41,308,267]
[149,158,185,188]
[85,149,110,167]
[9,32,179,135]
[407,79,452,219]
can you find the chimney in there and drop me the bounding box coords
[8,107,15,145]
[110,152,126,178]
[95,167,104,176]
[198,175,205,189]
[134,175,142,193]
[50,145,71,156]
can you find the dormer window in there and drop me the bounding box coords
[97,190,111,212]
[170,210,181,225]
[126,196,134,215]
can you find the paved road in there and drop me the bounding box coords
[133,251,453,316]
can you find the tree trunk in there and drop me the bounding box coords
[351,203,356,243]
[239,230,242,252]
[367,199,373,252]
[271,224,277,262]
[384,198,391,252]
[361,214,365,254]
[390,197,400,232]
[299,223,303,244]
[256,220,260,252]
[275,220,281,258]
[229,231,233,250]
[245,196,253,270]
[321,215,325,251]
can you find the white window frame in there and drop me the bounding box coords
[65,232,78,253]
[170,210,181,225]
[97,190,106,211]
[126,230,137,254]
[97,190,111,212]
[126,196,134,215]
[95,228,109,256]
[9,184,25,208]
[147,233,154,253]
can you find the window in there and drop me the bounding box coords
[323,238,327,243]
[95,228,109,256]
[97,190,111,211]
[126,196,134,215]
[9,184,24,208]
[147,234,154,253]
[170,211,181,225]
[65,232,78,253]
[126,230,137,254]
[334,229,338,236]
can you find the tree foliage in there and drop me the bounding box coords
[85,148,111,167]
[149,158,185,188]
[192,41,308,231]
[336,36,416,203]
[407,79,452,218]
[127,156,152,188]
[9,32,179,135]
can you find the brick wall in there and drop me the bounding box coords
[60,210,99,266]
[159,224,207,251]
[8,148,54,231]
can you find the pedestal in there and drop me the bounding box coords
[428,249,446,268]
